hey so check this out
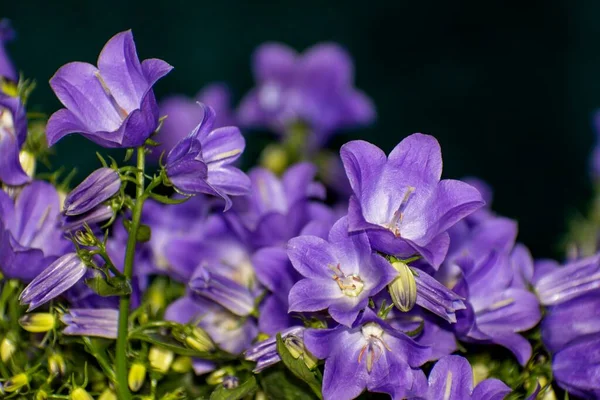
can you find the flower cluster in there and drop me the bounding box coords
[0,21,596,400]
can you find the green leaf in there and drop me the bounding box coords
[85,276,132,297]
[209,375,257,400]
[148,192,191,205]
[123,148,134,162]
[261,369,315,400]
[276,334,323,399]
[137,224,152,242]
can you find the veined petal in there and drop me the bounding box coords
[64,168,120,216]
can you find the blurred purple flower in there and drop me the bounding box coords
[0,181,71,281]
[63,168,120,216]
[341,134,484,268]
[61,308,119,339]
[0,93,30,186]
[0,19,17,81]
[47,30,172,148]
[154,84,234,159]
[238,42,375,145]
[165,104,249,210]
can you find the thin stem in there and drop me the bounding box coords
[115,147,146,400]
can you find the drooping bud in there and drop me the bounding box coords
[388,261,417,312]
[171,356,192,374]
[98,388,117,400]
[1,336,16,362]
[70,387,94,400]
[148,346,174,374]
[128,362,147,392]
[4,373,29,392]
[63,167,120,216]
[19,313,56,333]
[48,352,67,376]
[61,204,114,233]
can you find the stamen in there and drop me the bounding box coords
[328,263,364,297]
[94,71,129,120]
[357,323,390,374]
[386,186,415,237]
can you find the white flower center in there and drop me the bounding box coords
[358,323,390,373]
[329,263,364,297]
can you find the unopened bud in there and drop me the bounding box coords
[148,346,174,374]
[4,373,29,392]
[222,375,239,389]
[207,367,235,386]
[1,336,16,362]
[185,326,215,353]
[70,387,93,400]
[260,144,288,175]
[128,362,147,392]
[19,150,36,178]
[171,356,192,373]
[389,261,417,312]
[35,390,49,400]
[48,352,67,376]
[19,313,56,333]
[284,335,318,370]
[98,388,117,400]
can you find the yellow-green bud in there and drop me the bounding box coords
[148,346,174,374]
[1,336,16,363]
[284,335,318,370]
[19,313,56,333]
[128,362,147,392]
[260,144,289,175]
[185,326,215,353]
[98,388,117,400]
[19,150,36,178]
[4,373,29,392]
[389,261,417,312]
[171,356,192,374]
[35,390,49,400]
[255,391,267,400]
[48,352,67,376]
[206,367,234,386]
[70,387,93,400]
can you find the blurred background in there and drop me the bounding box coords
[2,0,593,258]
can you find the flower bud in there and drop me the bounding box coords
[48,352,67,376]
[148,346,174,374]
[19,313,56,333]
[222,375,239,389]
[63,167,120,216]
[4,373,29,392]
[128,362,147,392]
[35,390,49,400]
[389,261,417,312]
[260,144,288,175]
[284,335,318,370]
[1,336,16,362]
[70,387,93,400]
[171,356,192,374]
[19,150,36,178]
[98,388,117,400]
[185,326,215,353]
[207,367,235,386]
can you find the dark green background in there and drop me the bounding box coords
[3,0,596,258]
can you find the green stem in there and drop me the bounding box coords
[115,147,146,400]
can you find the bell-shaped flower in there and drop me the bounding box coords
[63,167,120,216]
[288,217,397,327]
[61,308,119,339]
[341,134,484,268]
[0,93,30,186]
[165,104,249,211]
[46,30,172,148]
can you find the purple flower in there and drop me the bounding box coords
[64,168,120,216]
[244,326,306,372]
[413,269,466,323]
[0,181,71,281]
[552,335,600,399]
[153,84,234,159]
[0,19,17,81]
[422,355,512,400]
[304,308,431,400]
[46,30,172,148]
[288,217,397,327]
[19,253,86,311]
[341,134,484,268]
[0,93,30,186]
[238,42,375,145]
[61,204,114,233]
[165,104,249,210]
[61,308,119,339]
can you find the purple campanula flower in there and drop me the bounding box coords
[46,30,172,148]
[153,84,234,159]
[288,217,397,327]
[165,104,250,210]
[412,269,466,323]
[417,355,512,400]
[304,308,431,400]
[61,204,114,233]
[19,253,86,311]
[238,42,375,146]
[61,308,119,339]
[63,168,120,216]
[0,92,30,186]
[552,335,600,399]
[0,19,17,82]
[341,134,484,268]
[244,326,306,372]
[0,181,71,281]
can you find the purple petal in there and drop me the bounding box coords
[471,379,512,400]
[64,168,120,216]
[0,94,30,185]
[492,333,532,366]
[287,235,338,279]
[427,355,473,399]
[253,42,296,82]
[252,246,298,300]
[340,140,387,201]
[202,126,245,165]
[287,278,341,313]
[387,133,443,186]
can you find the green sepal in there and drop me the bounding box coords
[209,375,257,400]
[85,275,132,297]
[276,333,323,399]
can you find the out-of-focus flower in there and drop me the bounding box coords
[0,93,30,186]
[552,335,600,399]
[63,168,120,216]
[165,104,250,210]
[238,42,375,146]
[304,308,430,400]
[287,217,397,327]
[47,30,172,148]
[3,373,29,393]
[154,84,234,159]
[0,19,17,81]
[70,387,93,400]
[19,253,86,311]
[0,181,71,281]
[341,134,484,267]
[61,308,119,339]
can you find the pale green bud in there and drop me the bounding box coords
[98,388,117,400]
[389,261,417,312]
[185,326,215,353]
[207,367,234,386]
[148,346,174,374]
[70,387,93,400]
[35,390,49,400]
[4,373,29,392]
[171,356,192,373]
[19,313,56,333]
[260,144,288,175]
[284,335,318,370]
[48,352,67,376]
[128,362,147,392]
[1,336,16,363]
